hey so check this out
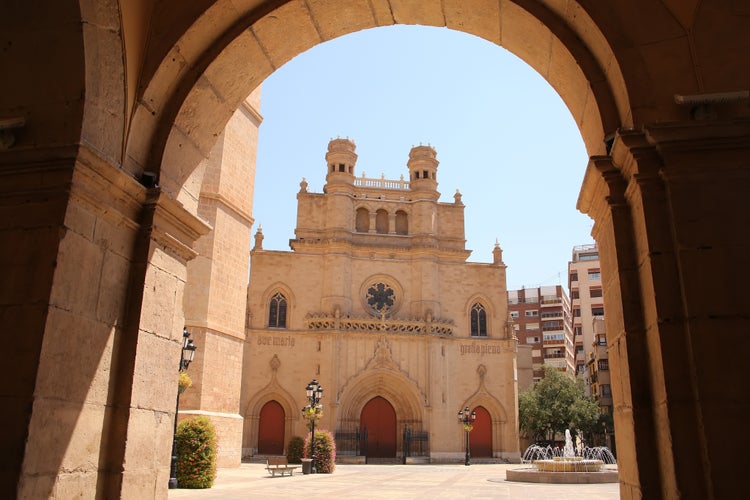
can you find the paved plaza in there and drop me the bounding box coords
[169,463,620,499]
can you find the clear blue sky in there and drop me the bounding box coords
[252,25,595,291]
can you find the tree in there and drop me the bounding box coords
[519,366,600,444]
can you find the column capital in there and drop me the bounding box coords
[143,189,212,263]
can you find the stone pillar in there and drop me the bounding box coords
[579,119,750,499]
[181,96,260,467]
[4,145,209,498]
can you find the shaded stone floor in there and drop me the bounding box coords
[169,463,620,499]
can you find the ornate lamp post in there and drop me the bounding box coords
[303,379,323,473]
[457,406,476,466]
[168,327,197,489]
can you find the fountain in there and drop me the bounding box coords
[506,430,618,484]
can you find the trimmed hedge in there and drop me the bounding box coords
[287,436,304,464]
[303,430,336,473]
[176,416,217,488]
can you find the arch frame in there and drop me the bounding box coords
[124,0,634,209]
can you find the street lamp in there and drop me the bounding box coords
[168,327,197,489]
[457,406,476,466]
[303,379,323,473]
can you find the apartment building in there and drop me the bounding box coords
[587,318,613,415]
[508,285,574,384]
[568,244,604,377]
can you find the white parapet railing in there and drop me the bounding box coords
[354,173,410,190]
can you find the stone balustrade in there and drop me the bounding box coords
[304,312,454,336]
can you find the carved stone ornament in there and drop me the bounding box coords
[364,282,396,317]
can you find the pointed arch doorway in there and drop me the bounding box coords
[469,406,492,458]
[258,400,285,455]
[360,396,397,459]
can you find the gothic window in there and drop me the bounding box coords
[268,292,287,328]
[365,282,396,316]
[395,210,408,235]
[356,207,370,232]
[376,209,388,234]
[470,303,487,337]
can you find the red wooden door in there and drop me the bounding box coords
[258,400,285,455]
[469,406,492,457]
[360,396,397,458]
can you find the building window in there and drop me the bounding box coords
[601,384,612,396]
[579,252,599,261]
[598,359,609,371]
[524,310,538,317]
[526,322,539,331]
[590,287,603,298]
[268,292,288,328]
[573,308,581,317]
[574,326,582,336]
[571,288,579,299]
[470,303,487,337]
[526,337,539,344]
[570,272,578,282]
[591,306,605,317]
[509,311,519,318]
[588,268,601,280]
[543,332,565,342]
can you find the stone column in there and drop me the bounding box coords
[579,119,750,499]
[5,145,209,499]
[181,99,259,468]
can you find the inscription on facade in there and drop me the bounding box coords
[460,344,503,355]
[257,336,296,347]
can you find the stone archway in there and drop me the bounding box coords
[127,1,632,208]
[3,2,749,499]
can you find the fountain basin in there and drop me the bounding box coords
[508,438,619,484]
[534,457,604,472]
[506,466,619,484]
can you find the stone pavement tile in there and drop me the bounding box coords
[169,463,620,500]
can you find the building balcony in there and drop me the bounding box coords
[540,312,563,320]
[543,358,567,369]
[543,352,566,359]
[540,298,562,307]
[543,339,565,347]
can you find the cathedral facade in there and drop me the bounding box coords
[240,139,520,462]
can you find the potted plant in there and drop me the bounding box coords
[178,370,192,394]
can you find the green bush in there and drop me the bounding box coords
[176,416,217,488]
[303,430,336,473]
[287,436,304,464]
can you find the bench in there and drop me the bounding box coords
[265,457,300,477]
